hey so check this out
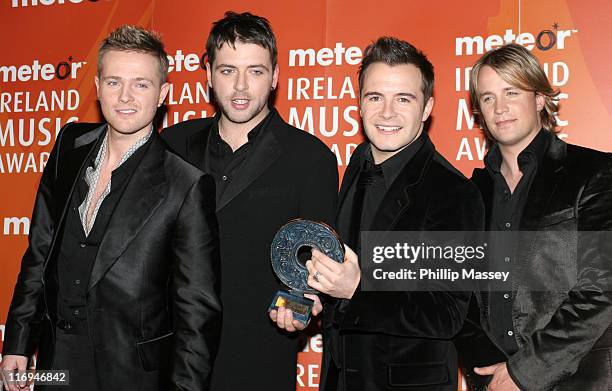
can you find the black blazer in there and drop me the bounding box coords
[2,122,222,390]
[469,133,612,390]
[162,109,339,391]
[321,135,484,391]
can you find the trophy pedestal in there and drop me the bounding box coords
[269,290,314,325]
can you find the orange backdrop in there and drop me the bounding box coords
[1,1,611,390]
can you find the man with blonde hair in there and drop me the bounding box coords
[464,43,612,390]
[0,25,221,390]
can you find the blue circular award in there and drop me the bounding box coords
[268,219,344,325]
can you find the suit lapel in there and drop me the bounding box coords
[520,134,566,230]
[216,111,282,212]
[88,133,167,291]
[369,136,435,231]
[55,125,106,214]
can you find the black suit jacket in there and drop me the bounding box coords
[469,133,612,390]
[321,135,484,391]
[162,109,339,391]
[2,122,222,390]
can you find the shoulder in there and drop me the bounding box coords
[59,121,104,142]
[272,115,337,165]
[429,151,482,198]
[161,117,213,150]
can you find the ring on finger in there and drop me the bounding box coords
[313,271,322,282]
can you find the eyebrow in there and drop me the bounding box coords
[363,91,418,100]
[102,76,154,83]
[215,63,270,71]
[479,87,517,96]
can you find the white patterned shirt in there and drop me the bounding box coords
[78,128,152,236]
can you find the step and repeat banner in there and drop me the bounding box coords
[1,0,611,390]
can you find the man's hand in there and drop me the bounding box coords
[306,245,360,299]
[269,294,322,332]
[475,362,520,391]
[0,355,29,391]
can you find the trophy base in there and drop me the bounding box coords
[268,290,314,325]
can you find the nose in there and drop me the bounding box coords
[494,96,507,114]
[381,99,395,119]
[234,70,248,92]
[119,84,133,103]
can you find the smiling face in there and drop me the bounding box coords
[95,50,169,138]
[476,65,544,152]
[206,41,278,129]
[360,62,434,164]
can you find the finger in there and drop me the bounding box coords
[310,258,337,282]
[304,294,322,316]
[343,244,359,264]
[312,249,343,273]
[269,309,278,322]
[474,365,497,375]
[16,360,26,389]
[283,308,297,332]
[275,306,287,330]
[292,319,307,331]
[307,273,327,293]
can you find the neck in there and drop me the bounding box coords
[218,106,270,151]
[106,125,150,165]
[497,128,541,175]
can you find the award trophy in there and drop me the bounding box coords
[268,219,344,325]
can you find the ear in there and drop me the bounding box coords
[421,96,435,122]
[206,62,212,89]
[272,64,279,89]
[535,93,545,112]
[158,82,170,106]
[94,75,100,99]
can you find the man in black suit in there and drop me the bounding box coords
[464,44,612,391]
[161,12,338,391]
[299,37,484,391]
[0,26,221,391]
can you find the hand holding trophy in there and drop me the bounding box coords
[268,219,344,328]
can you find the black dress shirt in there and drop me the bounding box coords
[207,109,274,200]
[484,130,550,354]
[55,132,152,334]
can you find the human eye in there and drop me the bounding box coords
[397,96,411,103]
[106,79,119,87]
[506,90,520,97]
[480,95,493,104]
[367,95,381,102]
[250,68,264,75]
[135,82,150,89]
[219,68,234,75]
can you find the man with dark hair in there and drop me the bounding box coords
[463,43,612,391]
[0,25,221,391]
[280,36,483,391]
[162,11,338,391]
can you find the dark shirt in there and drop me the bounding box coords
[207,110,273,200]
[55,131,152,333]
[359,136,425,234]
[484,130,550,354]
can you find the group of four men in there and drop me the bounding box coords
[1,10,610,391]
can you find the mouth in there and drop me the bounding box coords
[116,109,137,115]
[376,125,402,133]
[231,98,250,109]
[495,119,516,127]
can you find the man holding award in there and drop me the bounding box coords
[162,11,338,391]
[299,37,484,390]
